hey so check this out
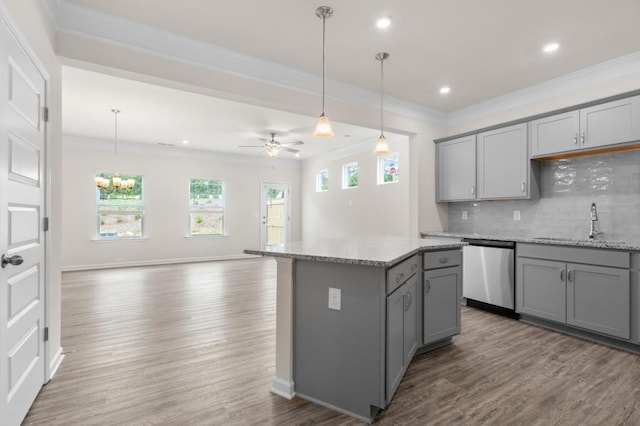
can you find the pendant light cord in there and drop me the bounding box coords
[322,14,326,114]
[112,109,120,173]
[380,57,384,137]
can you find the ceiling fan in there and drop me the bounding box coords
[239,133,304,157]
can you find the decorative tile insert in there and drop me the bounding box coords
[447,150,640,242]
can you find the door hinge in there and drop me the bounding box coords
[43,217,49,232]
[43,107,49,122]
[44,327,49,342]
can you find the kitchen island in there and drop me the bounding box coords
[245,237,465,423]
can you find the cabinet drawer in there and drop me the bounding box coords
[387,254,420,294]
[423,250,462,270]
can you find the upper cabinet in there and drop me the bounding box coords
[436,135,476,202]
[477,123,528,199]
[437,124,536,202]
[531,95,640,158]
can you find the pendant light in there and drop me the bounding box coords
[94,109,136,191]
[374,52,391,155]
[313,6,334,137]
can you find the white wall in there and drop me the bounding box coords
[2,0,63,376]
[61,137,301,270]
[301,136,410,240]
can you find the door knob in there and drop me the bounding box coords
[1,254,23,268]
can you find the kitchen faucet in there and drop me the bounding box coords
[589,202,602,239]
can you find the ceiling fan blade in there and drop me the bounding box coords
[280,140,304,146]
[280,147,300,153]
[238,145,264,148]
[258,138,269,142]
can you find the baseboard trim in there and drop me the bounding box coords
[48,347,64,382]
[61,254,260,271]
[271,377,295,400]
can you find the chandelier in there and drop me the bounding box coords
[95,109,136,191]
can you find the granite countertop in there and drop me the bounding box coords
[421,231,640,251]
[244,236,466,267]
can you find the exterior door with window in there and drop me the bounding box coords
[0,19,47,425]
[260,183,289,248]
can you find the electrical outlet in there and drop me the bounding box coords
[462,211,468,220]
[513,210,521,221]
[328,287,341,310]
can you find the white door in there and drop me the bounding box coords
[260,182,290,248]
[0,19,47,426]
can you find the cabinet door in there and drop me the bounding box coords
[516,257,566,323]
[386,283,406,402]
[423,266,461,345]
[477,123,528,199]
[403,275,419,365]
[436,135,476,201]
[566,263,630,339]
[580,95,640,149]
[530,111,580,157]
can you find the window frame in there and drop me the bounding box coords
[316,169,329,192]
[188,178,227,237]
[342,162,359,189]
[95,173,145,240]
[377,152,400,185]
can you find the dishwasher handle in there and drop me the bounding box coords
[462,238,515,249]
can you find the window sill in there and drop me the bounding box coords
[92,236,149,242]
[184,234,228,239]
[377,180,399,185]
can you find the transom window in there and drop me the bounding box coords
[342,162,358,189]
[377,153,399,185]
[189,179,226,235]
[96,173,144,238]
[316,169,329,192]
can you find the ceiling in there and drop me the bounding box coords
[59,0,640,158]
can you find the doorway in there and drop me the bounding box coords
[260,182,290,248]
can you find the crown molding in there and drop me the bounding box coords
[50,0,446,126]
[448,49,640,129]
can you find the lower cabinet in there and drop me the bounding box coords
[516,245,631,340]
[386,274,419,403]
[423,266,461,344]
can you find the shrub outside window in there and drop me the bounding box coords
[316,169,329,192]
[342,162,358,189]
[190,179,225,235]
[378,153,399,184]
[96,173,144,238]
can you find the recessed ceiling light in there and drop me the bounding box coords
[439,86,451,95]
[376,16,391,29]
[543,42,560,53]
[182,139,189,144]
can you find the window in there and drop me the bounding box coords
[342,162,358,189]
[189,179,225,235]
[96,173,144,238]
[316,169,329,192]
[378,153,399,184]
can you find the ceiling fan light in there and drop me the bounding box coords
[374,135,391,155]
[313,113,334,137]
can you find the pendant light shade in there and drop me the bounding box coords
[314,6,334,138]
[374,52,391,155]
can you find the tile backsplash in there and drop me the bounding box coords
[447,150,640,242]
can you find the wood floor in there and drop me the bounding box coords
[24,258,640,425]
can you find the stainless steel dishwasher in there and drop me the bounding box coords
[462,238,518,318]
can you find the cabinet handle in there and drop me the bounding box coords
[425,279,431,293]
[471,186,475,195]
[568,270,573,282]
[395,273,405,284]
[438,257,449,264]
[521,182,525,193]
[580,132,585,144]
[405,291,412,311]
[573,134,578,145]
[560,269,565,281]
[410,263,418,273]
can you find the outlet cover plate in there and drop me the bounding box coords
[328,287,341,310]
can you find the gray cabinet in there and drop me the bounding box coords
[423,266,461,344]
[436,135,476,202]
[477,123,529,199]
[516,243,631,340]
[530,95,640,158]
[386,274,419,403]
